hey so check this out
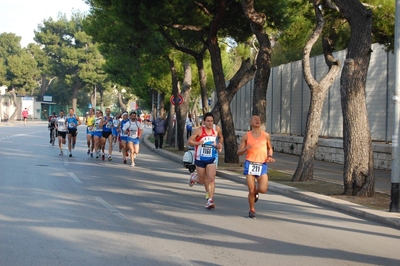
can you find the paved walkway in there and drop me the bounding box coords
[142,135,400,229]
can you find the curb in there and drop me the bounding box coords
[142,134,400,229]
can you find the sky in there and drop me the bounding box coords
[0,0,91,48]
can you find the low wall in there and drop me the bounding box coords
[235,132,392,170]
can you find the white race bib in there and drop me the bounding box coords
[200,145,213,157]
[248,162,262,176]
[129,130,137,137]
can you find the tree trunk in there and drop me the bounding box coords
[40,75,56,99]
[160,29,209,117]
[40,74,47,99]
[166,103,175,146]
[241,0,272,130]
[293,91,326,181]
[91,86,96,109]
[177,61,192,150]
[9,88,19,121]
[99,89,104,111]
[159,92,165,118]
[333,0,374,196]
[118,90,127,112]
[195,49,209,116]
[292,0,341,182]
[206,0,239,163]
[191,97,200,126]
[167,58,180,147]
[72,82,81,111]
[211,58,256,124]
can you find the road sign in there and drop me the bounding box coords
[170,94,184,106]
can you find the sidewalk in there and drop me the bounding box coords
[142,135,400,229]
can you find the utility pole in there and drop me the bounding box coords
[390,0,400,212]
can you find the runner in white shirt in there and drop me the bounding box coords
[55,110,68,155]
[122,111,144,167]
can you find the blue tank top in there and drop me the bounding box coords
[67,115,78,129]
[103,116,113,132]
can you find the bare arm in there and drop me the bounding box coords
[216,126,223,151]
[187,128,202,146]
[266,132,275,163]
[237,133,249,156]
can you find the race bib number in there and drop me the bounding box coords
[88,126,94,132]
[58,122,65,128]
[129,130,137,137]
[68,122,76,128]
[200,145,213,158]
[106,121,113,128]
[249,162,262,176]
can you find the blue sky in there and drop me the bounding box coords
[0,0,90,47]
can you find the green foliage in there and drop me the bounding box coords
[0,33,39,93]
[371,0,395,51]
[34,12,109,107]
[271,0,395,66]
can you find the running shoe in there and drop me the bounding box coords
[102,154,105,161]
[90,152,93,158]
[69,153,72,157]
[131,163,135,167]
[248,210,256,219]
[87,149,90,155]
[59,150,63,155]
[205,199,215,210]
[123,159,127,164]
[188,172,196,187]
[108,155,112,161]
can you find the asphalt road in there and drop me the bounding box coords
[1,122,400,266]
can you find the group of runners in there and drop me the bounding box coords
[48,108,275,218]
[48,107,144,167]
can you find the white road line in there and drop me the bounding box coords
[68,172,82,183]
[95,197,127,219]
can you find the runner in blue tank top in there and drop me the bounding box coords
[101,108,114,161]
[119,112,129,164]
[66,107,81,157]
